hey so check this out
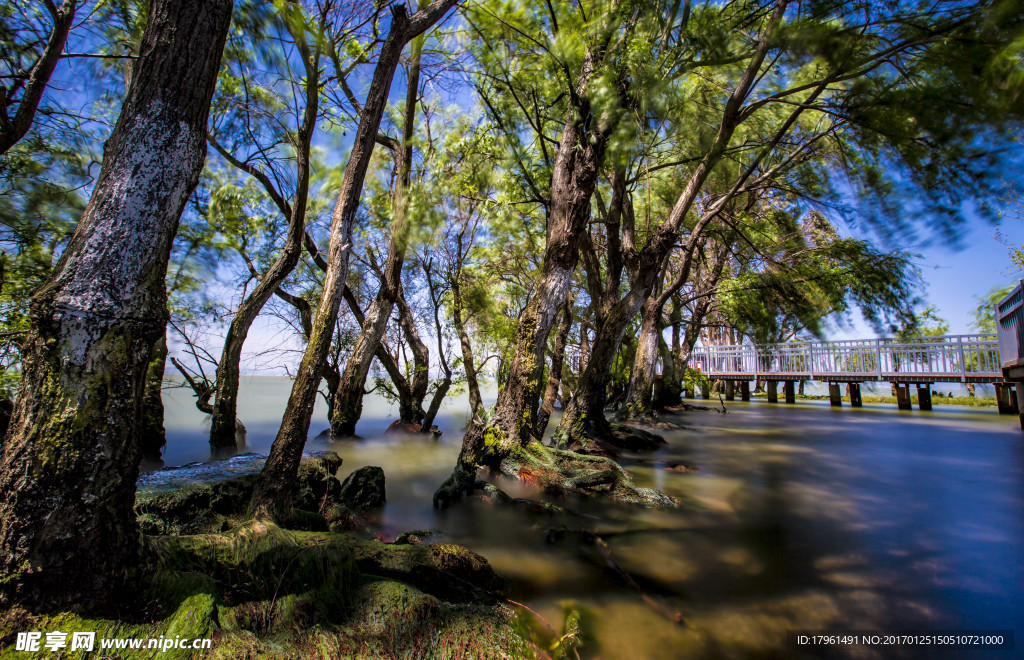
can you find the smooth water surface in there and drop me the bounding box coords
[155,379,1024,659]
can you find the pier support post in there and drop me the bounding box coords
[767,381,778,403]
[828,383,842,407]
[1016,385,1024,431]
[995,383,1019,415]
[741,381,750,401]
[784,380,795,404]
[725,380,735,401]
[916,385,933,411]
[848,383,863,408]
[700,381,710,400]
[995,383,1010,414]
[894,383,912,410]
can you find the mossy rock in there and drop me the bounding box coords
[331,536,507,603]
[151,521,357,619]
[338,465,386,509]
[2,520,527,659]
[135,452,343,534]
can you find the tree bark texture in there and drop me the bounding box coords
[251,0,456,518]
[0,0,231,611]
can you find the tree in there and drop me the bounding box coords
[329,24,426,436]
[974,284,1016,333]
[0,0,232,611]
[206,1,330,448]
[250,0,459,519]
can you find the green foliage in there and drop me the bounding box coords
[0,134,91,395]
[973,284,1016,333]
[719,209,920,346]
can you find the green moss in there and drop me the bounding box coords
[163,593,216,659]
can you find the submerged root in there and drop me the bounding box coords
[472,481,588,518]
[435,423,676,510]
[552,415,667,457]
[499,441,676,507]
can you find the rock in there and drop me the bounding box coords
[339,466,386,509]
[394,530,440,545]
[295,451,343,511]
[385,420,443,438]
[135,451,344,534]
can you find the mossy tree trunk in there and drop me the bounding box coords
[622,296,662,420]
[658,303,682,407]
[434,47,617,507]
[251,0,457,519]
[208,16,323,449]
[330,34,423,437]
[0,0,231,611]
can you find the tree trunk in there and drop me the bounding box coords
[434,48,614,507]
[655,324,678,408]
[622,296,661,420]
[209,22,322,448]
[250,1,456,519]
[535,299,572,438]
[330,35,422,437]
[139,333,168,461]
[553,290,645,450]
[0,0,230,611]
[451,280,483,420]
[395,283,430,422]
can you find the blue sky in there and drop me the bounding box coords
[834,208,1024,339]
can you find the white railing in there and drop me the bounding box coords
[689,334,1002,382]
[997,281,1024,371]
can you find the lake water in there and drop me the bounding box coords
[154,377,1023,659]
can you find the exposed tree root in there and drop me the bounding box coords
[544,527,685,626]
[552,413,668,457]
[664,401,725,413]
[434,429,676,510]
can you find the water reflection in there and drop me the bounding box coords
[155,380,1023,658]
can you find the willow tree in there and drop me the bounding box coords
[0,0,232,610]
[250,0,458,519]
